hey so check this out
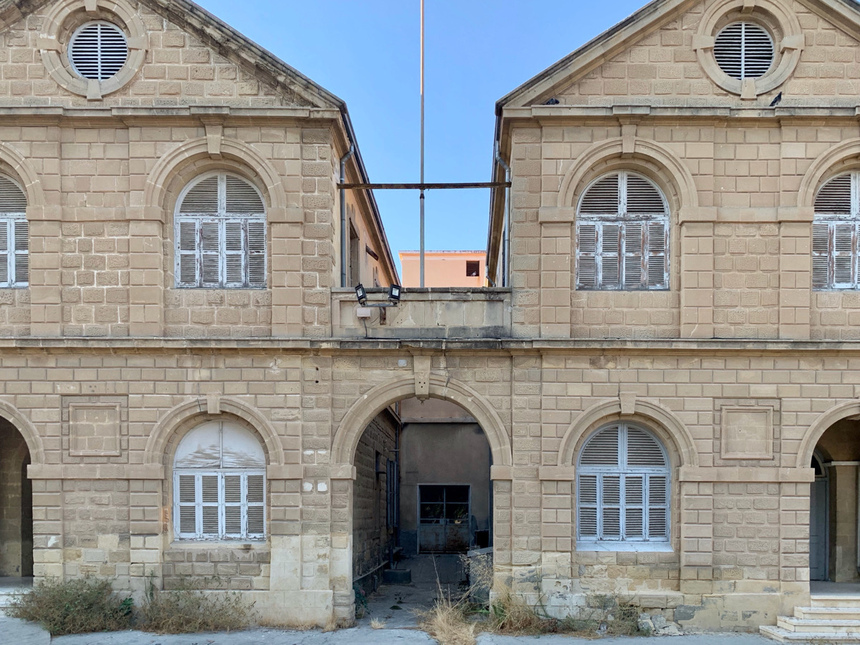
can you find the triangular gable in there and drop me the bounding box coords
[497,0,860,110]
[0,0,344,110]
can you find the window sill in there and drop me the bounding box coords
[169,540,267,548]
[576,542,673,553]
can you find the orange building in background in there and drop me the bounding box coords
[399,250,486,287]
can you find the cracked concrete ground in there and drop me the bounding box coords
[1,612,774,645]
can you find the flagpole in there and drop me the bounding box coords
[419,0,425,287]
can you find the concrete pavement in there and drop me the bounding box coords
[1,612,777,645]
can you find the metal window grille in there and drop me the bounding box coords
[176,173,266,288]
[69,22,129,80]
[713,22,774,80]
[576,172,669,290]
[813,172,860,290]
[577,423,670,543]
[0,175,28,288]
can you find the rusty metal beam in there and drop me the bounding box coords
[338,182,512,190]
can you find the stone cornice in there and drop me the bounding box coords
[503,105,860,123]
[2,336,860,355]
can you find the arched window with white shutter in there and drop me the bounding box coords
[175,172,267,289]
[576,171,669,290]
[577,423,670,547]
[0,175,28,288]
[813,172,860,290]
[173,420,266,541]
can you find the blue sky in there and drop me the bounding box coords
[194,0,646,263]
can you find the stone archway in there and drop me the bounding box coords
[0,415,34,577]
[329,375,512,624]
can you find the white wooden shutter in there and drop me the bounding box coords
[224,221,244,286]
[69,22,129,81]
[201,474,220,536]
[224,475,242,536]
[0,223,8,285]
[178,221,198,286]
[646,222,668,289]
[247,474,265,536]
[578,424,671,544]
[624,476,645,538]
[648,476,669,538]
[181,177,219,214]
[200,221,220,286]
[624,222,644,289]
[714,22,774,80]
[833,222,856,287]
[580,174,619,215]
[812,222,830,289]
[0,176,27,213]
[580,426,620,466]
[578,475,598,538]
[177,474,197,536]
[626,427,667,467]
[225,175,265,214]
[625,175,665,214]
[14,219,27,285]
[815,175,852,215]
[601,476,622,539]
[602,224,621,287]
[247,221,266,287]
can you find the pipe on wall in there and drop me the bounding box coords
[494,141,511,288]
[339,144,356,288]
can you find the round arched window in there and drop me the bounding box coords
[576,171,669,291]
[0,175,28,288]
[173,420,266,540]
[175,173,267,289]
[577,423,670,545]
[68,21,129,80]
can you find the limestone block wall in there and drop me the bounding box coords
[0,342,857,627]
[507,117,860,342]
[0,117,402,340]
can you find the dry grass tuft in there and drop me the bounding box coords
[370,618,387,629]
[140,580,255,634]
[418,593,477,645]
[7,577,134,636]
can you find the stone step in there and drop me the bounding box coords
[761,625,860,643]
[811,596,860,609]
[0,591,26,608]
[777,617,860,634]
[796,607,860,621]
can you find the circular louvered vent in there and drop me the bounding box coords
[714,22,774,80]
[69,21,128,80]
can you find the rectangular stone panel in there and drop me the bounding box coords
[720,406,774,460]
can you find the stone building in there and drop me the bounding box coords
[2,0,860,636]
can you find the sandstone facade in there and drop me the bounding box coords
[0,0,859,633]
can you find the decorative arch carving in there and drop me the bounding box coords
[144,397,284,467]
[796,400,860,469]
[557,397,698,468]
[332,375,512,468]
[557,137,699,216]
[0,399,45,465]
[798,139,860,211]
[0,142,45,209]
[144,137,287,220]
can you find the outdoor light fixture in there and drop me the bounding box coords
[354,283,402,308]
[355,284,367,305]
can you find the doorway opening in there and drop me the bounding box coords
[351,396,493,626]
[0,417,34,581]
[810,419,860,586]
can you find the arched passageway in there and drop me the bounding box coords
[0,417,33,578]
